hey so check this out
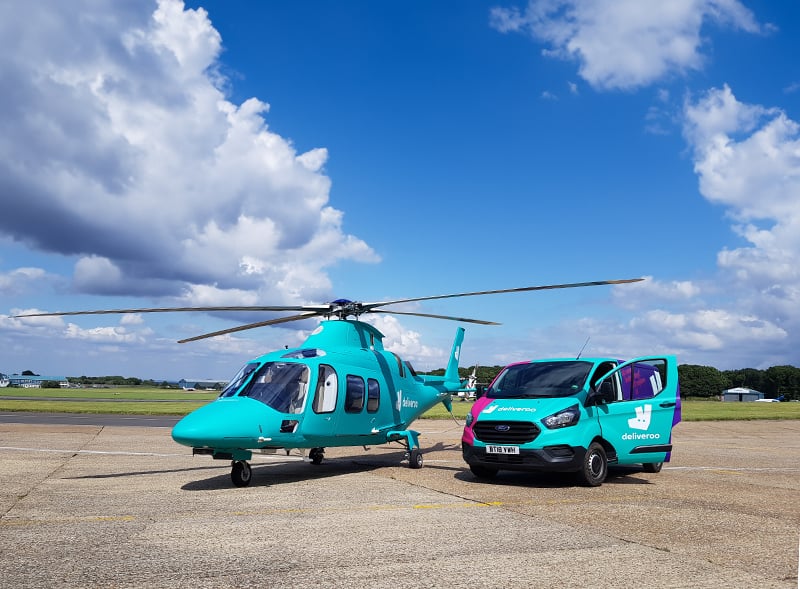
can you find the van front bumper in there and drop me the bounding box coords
[462,441,586,473]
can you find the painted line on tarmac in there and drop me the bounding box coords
[667,465,800,473]
[0,446,185,458]
[1,500,510,528]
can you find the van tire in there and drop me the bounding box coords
[643,462,663,473]
[469,464,498,480]
[578,442,607,487]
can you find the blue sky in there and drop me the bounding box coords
[1,0,799,380]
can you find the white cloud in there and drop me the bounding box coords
[0,0,378,311]
[490,0,765,90]
[0,268,49,295]
[683,85,800,290]
[364,315,445,369]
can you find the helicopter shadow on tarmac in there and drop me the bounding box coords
[180,448,415,491]
[180,438,474,490]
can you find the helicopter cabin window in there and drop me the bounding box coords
[345,375,365,413]
[390,352,405,378]
[367,378,380,413]
[313,365,338,414]
[219,362,259,398]
[239,362,309,413]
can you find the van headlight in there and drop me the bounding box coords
[465,412,474,427]
[542,404,580,429]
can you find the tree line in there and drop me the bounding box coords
[444,364,799,401]
[17,363,800,400]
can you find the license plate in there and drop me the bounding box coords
[486,445,520,455]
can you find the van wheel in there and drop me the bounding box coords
[643,462,663,473]
[469,464,498,480]
[578,442,607,487]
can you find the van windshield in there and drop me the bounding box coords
[487,361,593,399]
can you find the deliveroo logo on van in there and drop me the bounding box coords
[628,404,652,431]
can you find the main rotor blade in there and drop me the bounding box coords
[371,309,500,325]
[362,278,644,309]
[177,312,322,344]
[15,305,323,318]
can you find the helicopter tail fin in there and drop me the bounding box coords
[444,327,465,386]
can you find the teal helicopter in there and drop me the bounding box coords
[18,278,641,487]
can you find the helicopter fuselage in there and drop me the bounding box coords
[171,320,464,471]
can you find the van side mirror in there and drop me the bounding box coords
[597,380,615,404]
[588,380,615,406]
[475,385,485,399]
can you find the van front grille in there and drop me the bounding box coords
[473,421,540,444]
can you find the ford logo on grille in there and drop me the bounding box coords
[495,424,511,432]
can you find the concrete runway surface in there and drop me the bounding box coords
[0,419,798,588]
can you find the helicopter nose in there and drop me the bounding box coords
[172,398,263,448]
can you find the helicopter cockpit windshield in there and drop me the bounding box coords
[219,362,259,398]
[239,361,310,414]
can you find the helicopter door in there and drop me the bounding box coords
[333,374,370,437]
[304,364,339,438]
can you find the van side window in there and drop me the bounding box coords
[367,378,380,413]
[345,375,365,413]
[313,365,338,413]
[591,361,619,400]
[620,360,667,401]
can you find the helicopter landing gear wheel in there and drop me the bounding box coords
[408,448,424,469]
[309,447,325,465]
[231,460,252,487]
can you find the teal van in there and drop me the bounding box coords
[461,356,681,486]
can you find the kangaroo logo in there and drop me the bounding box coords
[628,404,652,430]
[482,404,498,414]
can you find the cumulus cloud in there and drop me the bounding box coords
[0,0,378,310]
[364,315,445,368]
[641,85,800,367]
[0,268,50,295]
[683,85,800,291]
[490,0,765,90]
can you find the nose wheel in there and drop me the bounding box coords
[231,460,252,487]
[309,447,325,465]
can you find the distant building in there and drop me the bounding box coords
[722,387,764,402]
[5,374,70,388]
[178,378,227,391]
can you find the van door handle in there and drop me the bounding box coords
[659,401,676,408]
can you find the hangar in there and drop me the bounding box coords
[2,374,70,388]
[721,386,764,402]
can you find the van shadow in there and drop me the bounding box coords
[453,465,656,488]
